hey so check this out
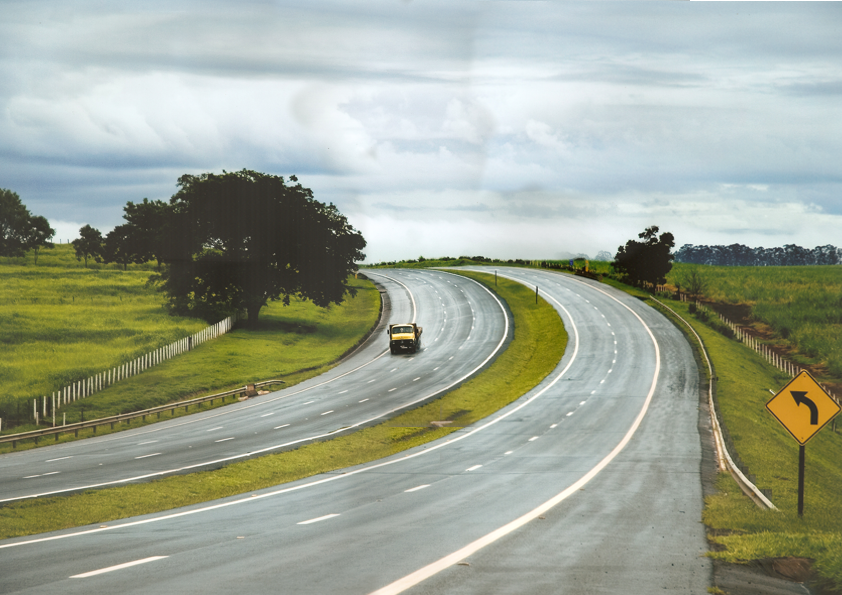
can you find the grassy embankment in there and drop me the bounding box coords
[0,243,380,443]
[648,290,842,591]
[668,263,842,381]
[0,271,566,539]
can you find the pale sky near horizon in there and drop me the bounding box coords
[3,1,841,263]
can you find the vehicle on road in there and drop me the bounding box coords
[388,323,422,354]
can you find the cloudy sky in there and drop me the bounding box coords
[3,1,842,263]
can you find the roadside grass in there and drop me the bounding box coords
[648,297,842,591]
[667,262,842,377]
[0,255,207,425]
[0,276,380,452]
[0,271,566,539]
[0,243,379,433]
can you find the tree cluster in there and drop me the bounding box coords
[674,243,841,266]
[70,170,366,327]
[613,226,675,287]
[0,188,55,263]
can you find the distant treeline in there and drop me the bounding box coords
[674,243,841,266]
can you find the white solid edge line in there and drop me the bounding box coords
[71,556,168,578]
[1,270,515,548]
[2,314,397,503]
[366,268,660,595]
[367,271,417,324]
[16,283,399,459]
[651,297,776,510]
[10,269,418,502]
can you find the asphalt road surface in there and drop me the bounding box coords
[0,269,510,503]
[0,267,710,594]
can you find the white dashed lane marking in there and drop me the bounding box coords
[298,514,340,525]
[71,556,168,579]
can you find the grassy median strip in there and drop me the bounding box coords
[646,298,842,591]
[0,271,566,539]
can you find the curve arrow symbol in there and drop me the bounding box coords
[791,391,818,425]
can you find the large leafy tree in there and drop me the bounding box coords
[154,169,367,327]
[0,189,55,261]
[101,198,172,270]
[24,215,55,264]
[72,224,104,268]
[0,188,33,257]
[102,224,141,270]
[122,198,171,267]
[613,225,675,288]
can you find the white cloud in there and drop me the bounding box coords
[2,2,842,259]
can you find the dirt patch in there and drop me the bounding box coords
[764,557,814,583]
[714,557,842,595]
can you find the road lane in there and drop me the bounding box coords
[0,269,509,502]
[0,267,709,594]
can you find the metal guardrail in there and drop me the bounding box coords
[0,380,286,448]
[651,297,776,510]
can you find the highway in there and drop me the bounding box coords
[0,270,510,503]
[0,267,710,594]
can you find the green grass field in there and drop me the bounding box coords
[0,244,380,432]
[0,241,159,270]
[651,297,842,591]
[0,271,566,539]
[668,262,842,378]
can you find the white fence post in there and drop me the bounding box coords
[34,315,236,419]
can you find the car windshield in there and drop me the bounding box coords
[393,326,412,334]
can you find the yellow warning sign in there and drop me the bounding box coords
[766,371,841,445]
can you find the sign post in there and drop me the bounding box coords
[766,370,841,517]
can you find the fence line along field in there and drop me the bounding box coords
[0,245,209,428]
[0,244,380,432]
[667,263,842,379]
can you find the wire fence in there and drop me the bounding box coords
[679,295,840,406]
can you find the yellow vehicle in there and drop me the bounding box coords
[387,323,422,354]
